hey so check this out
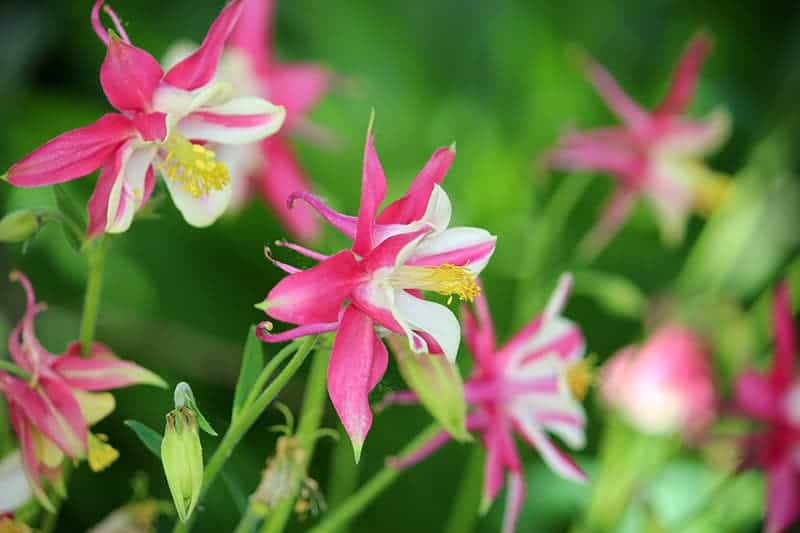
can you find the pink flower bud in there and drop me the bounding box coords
[601,325,716,437]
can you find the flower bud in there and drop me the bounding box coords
[601,325,716,438]
[161,407,203,522]
[0,210,45,243]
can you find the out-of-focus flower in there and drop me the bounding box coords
[735,281,800,533]
[387,274,588,533]
[257,121,496,460]
[601,324,716,438]
[0,272,166,511]
[165,0,334,240]
[0,452,31,514]
[545,33,730,253]
[88,499,167,533]
[0,516,31,533]
[3,0,285,237]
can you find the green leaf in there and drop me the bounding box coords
[232,325,264,421]
[387,335,470,441]
[125,419,163,458]
[52,184,85,251]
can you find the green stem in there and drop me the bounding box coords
[260,345,331,533]
[308,423,442,533]
[242,342,300,413]
[233,509,262,533]
[79,236,109,356]
[0,360,31,381]
[175,335,317,533]
[323,429,362,533]
[443,446,485,533]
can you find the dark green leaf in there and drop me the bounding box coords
[125,419,163,458]
[52,184,85,251]
[232,325,264,421]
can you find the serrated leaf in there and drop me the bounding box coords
[387,335,470,441]
[125,420,163,458]
[232,326,264,421]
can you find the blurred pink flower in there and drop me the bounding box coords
[223,0,335,241]
[545,33,730,253]
[601,324,716,438]
[389,274,588,533]
[0,272,165,511]
[257,123,495,460]
[4,0,285,237]
[735,281,800,533]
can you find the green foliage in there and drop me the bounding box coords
[232,326,264,421]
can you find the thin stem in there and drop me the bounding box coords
[233,509,262,533]
[323,428,362,533]
[443,446,485,533]
[79,236,109,356]
[308,423,442,533]
[0,360,31,382]
[260,345,331,533]
[242,342,301,414]
[175,335,317,533]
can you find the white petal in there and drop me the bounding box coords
[0,451,32,513]
[420,184,452,232]
[153,82,234,126]
[507,317,584,372]
[177,97,286,145]
[161,162,233,227]
[515,419,587,483]
[406,226,497,274]
[392,289,460,361]
[213,143,262,210]
[161,40,197,72]
[106,146,156,234]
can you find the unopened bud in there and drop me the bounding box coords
[0,210,46,243]
[161,407,203,522]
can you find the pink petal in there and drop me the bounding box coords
[54,341,165,391]
[8,272,55,377]
[86,141,129,239]
[482,422,507,507]
[3,377,86,459]
[765,459,800,533]
[369,335,389,390]
[771,281,797,391]
[269,65,332,123]
[288,192,357,239]
[353,124,387,257]
[502,472,526,533]
[388,429,451,469]
[132,112,168,142]
[259,139,320,242]
[6,114,133,187]
[256,320,339,343]
[583,56,649,130]
[580,187,637,256]
[164,0,245,90]
[100,37,164,113]
[655,33,712,117]
[361,229,428,272]
[461,283,496,366]
[7,405,52,512]
[263,250,362,325]
[516,419,587,483]
[545,128,640,178]
[328,305,380,461]
[405,227,496,274]
[178,97,285,144]
[377,145,456,225]
[228,0,274,77]
[734,371,781,422]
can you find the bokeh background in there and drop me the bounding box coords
[1,0,799,531]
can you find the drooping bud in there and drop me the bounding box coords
[601,324,716,438]
[0,209,46,243]
[161,406,203,522]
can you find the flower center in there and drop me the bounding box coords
[566,358,594,401]
[390,264,480,303]
[158,134,230,198]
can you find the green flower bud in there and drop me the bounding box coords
[161,407,203,522]
[0,209,46,243]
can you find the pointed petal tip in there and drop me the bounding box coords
[448,142,457,153]
[367,108,376,136]
[1,172,8,182]
[351,439,364,464]
[254,299,270,312]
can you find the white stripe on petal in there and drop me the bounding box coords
[107,145,156,234]
[392,289,460,361]
[515,417,587,483]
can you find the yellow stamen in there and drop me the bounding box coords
[157,134,229,198]
[0,517,32,533]
[693,171,732,215]
[390,264,480,302]
[566,357,594,401]
[88,433,120,472]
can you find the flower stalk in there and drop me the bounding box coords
[79,236,110,357]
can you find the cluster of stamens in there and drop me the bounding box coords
[391,263,481,303]
[158,134,230,198]
[566,358,594,401]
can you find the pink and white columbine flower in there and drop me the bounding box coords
[545,33,730,252]
[735,281,800,533]
[257,123,496,460]
[387,275,588,533]
[3,0,285,237]
[0,272,166,511]
[601,324,716,438]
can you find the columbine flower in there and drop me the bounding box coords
[386,275,588,533]
[545,33,730,252]
[735,281,800,533]
[3,0,285,237]
[0,272,166,510]
[601,324,716,438]
[257,121,496,460]
[164,0,333,240]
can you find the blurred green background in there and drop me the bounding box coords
[1,0,799,531]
